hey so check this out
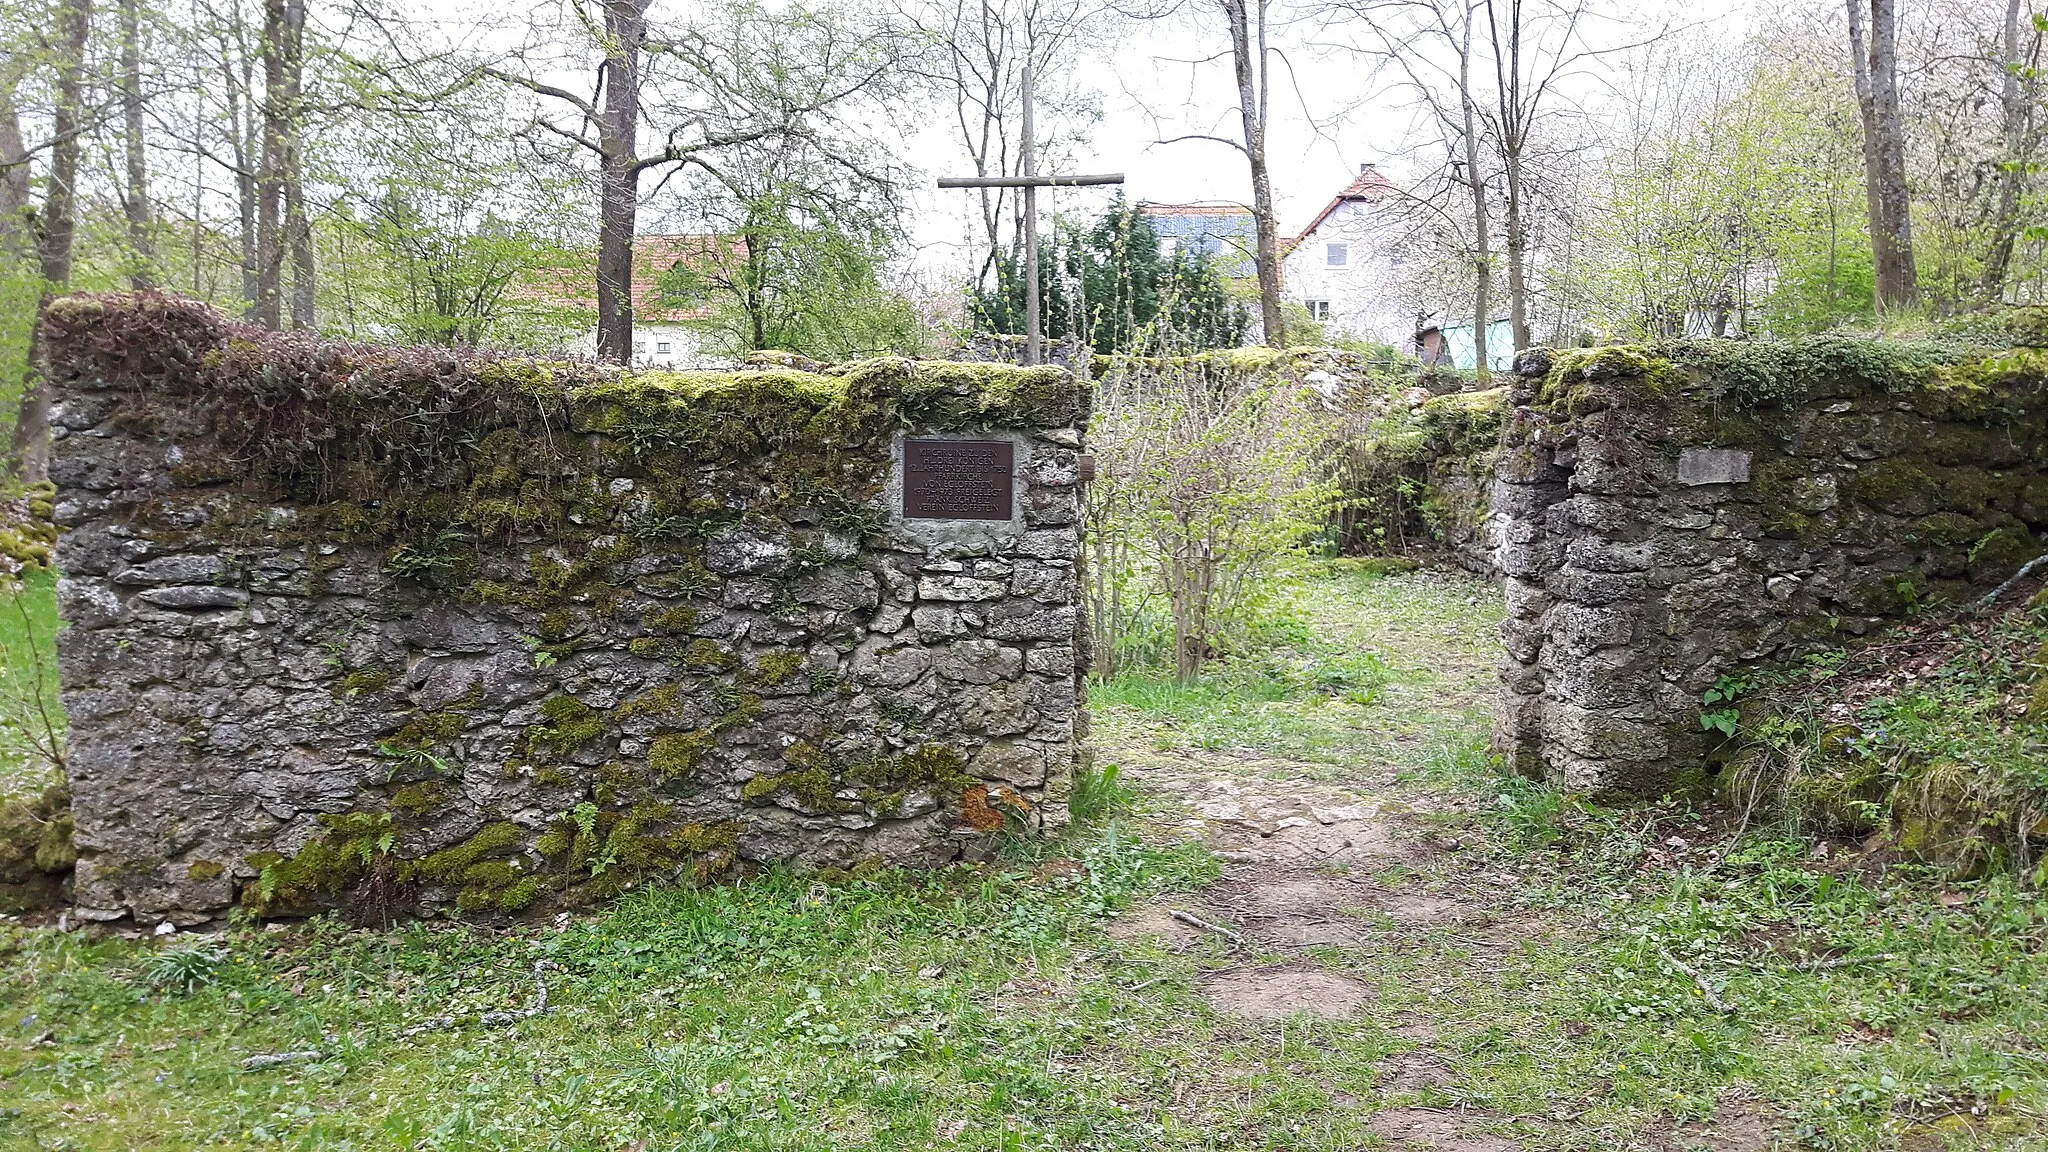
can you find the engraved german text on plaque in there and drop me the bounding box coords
[902,439,1014,520]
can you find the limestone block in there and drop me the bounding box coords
[706,528,793,574]
[1676,448,1751,486]
[1544,703,1669,761]
[911,604,967,640]
[918,574,1008,602]
[957,679,1036,736]
[1025,645,1076,676]
[138,585,248,610]
[1017,529,1081,560]
[1550,602,1634,654]
[973,740,1050,786]
[983,603,1077,642]
[932,639,1024,684]
[114,553,229,585]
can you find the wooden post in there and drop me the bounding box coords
[1022,59,1040,367]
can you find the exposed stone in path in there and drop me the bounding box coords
[1200,966,1373,1020]
[1366,1106,1521,1151]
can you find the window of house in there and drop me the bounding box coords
[1326,243,1349,267]
[657,341,672,355]
[1306,299,1332,322]
[633,340,647,354]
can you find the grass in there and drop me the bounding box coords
[3,563,2047,1148]
[0,568,63,798]
[1088,560,1501,781]
[0,832,1236,1150]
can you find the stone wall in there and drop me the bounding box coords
[1333,381,1508,575]
[1493,339,2048,795]
[43,293,1088,926]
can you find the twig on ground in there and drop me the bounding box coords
[1170,909,1245,945]
[398,1015,456,1039]
[1803,952,1899,972]
[1658,947,1733,1014]
[241,1050,323,1071]
[1975,554,2048,610]
[397,961,557,1039]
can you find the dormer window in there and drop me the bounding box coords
[1326,243,1349,267]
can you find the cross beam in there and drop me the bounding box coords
[938,61,1127,367]
[937,174,1126,189]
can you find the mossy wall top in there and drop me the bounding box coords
[1494,336,2048,796]
[42,293,1089,925]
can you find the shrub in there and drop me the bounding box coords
[1083,356,1342,680]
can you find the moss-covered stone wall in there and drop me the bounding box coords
[1493,336,2048,796]
[1333,384,1508,571]
[43,292,1088,926]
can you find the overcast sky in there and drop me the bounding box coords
[896,0,1746,281]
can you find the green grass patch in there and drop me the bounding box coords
[0,827,1225,1150]
[0,568,63,798]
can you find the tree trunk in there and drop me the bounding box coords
[281,0,313,328]
[0,89,32,257]
[12,0,93,485]
[1459,11,1492,384]
[593,1,649,364]
[1503,163,1528,352]
[228,19,260,312]
[1222,0,1284,347]
[120,0,153,288]
[1850,0,1916,310]
[1979,0,2028,301]
[1494,0,1530,353]
[254,0,287,328]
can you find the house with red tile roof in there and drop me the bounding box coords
[1279,163,1418,348]
[534,234,737,367]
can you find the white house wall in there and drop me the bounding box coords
[1281,200,1416,349]
[567,324,731,369]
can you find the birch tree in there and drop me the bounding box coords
[1847,0,1917,308]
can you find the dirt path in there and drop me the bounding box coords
[1090,565,1778,1151]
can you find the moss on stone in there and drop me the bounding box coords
[681,638,737,671]
[1846,459,1940,514]
[752,649,805,686]
[617,682,687,722]
[186,858,224,882]
[528,695,605,759]
[407,821,537,911]
[643,604,699,633]
[391,781,449,816]
[337,667,393,697]
[648,730,713,779]
[387,706,469,753]
[243,811,395,914]
[0,783,74,912]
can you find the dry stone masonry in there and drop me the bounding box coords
[1492,339,2048,795]
[42,293,1088,926]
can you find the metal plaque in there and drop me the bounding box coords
[902,438,1014,521]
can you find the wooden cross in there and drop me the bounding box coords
[939,63,1123,366]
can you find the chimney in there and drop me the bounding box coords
[1360,162,1375,174]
